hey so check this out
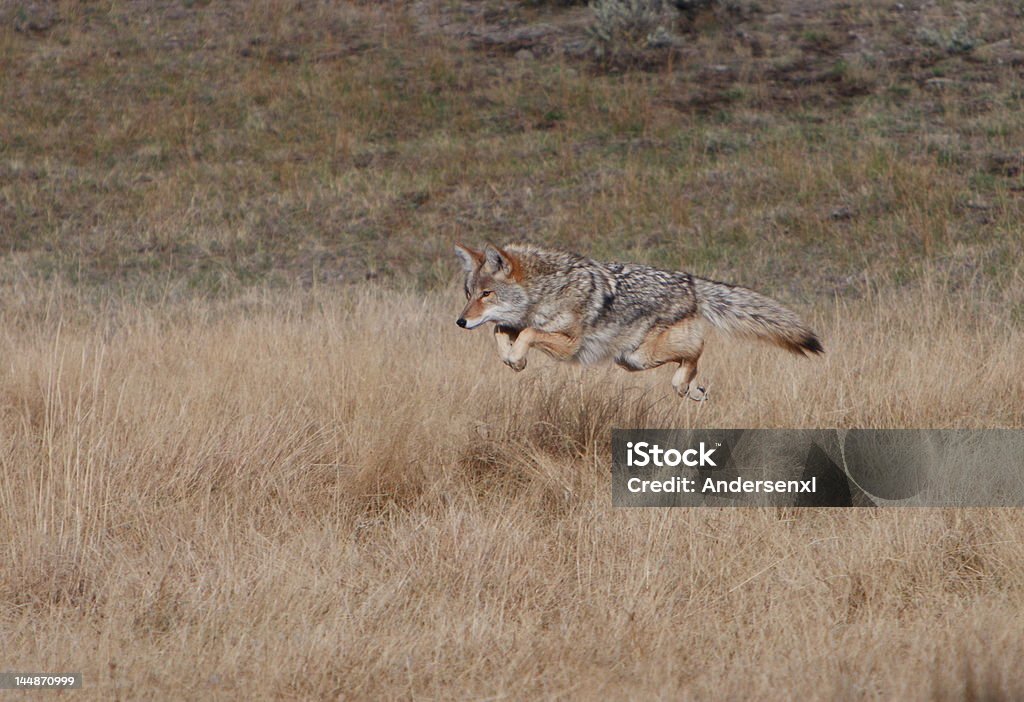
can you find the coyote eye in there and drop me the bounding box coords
[480,290,493,298]
[464,288,470,300]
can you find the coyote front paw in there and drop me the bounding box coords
[503,355,527,372]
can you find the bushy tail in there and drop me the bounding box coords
[694,277,824,356]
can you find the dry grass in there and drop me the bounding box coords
[2,0,1024,698]
[2,277,1023,699]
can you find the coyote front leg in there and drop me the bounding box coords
[494,325,519,367]
[501,327,581,372]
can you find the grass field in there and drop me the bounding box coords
[2,0,1023,699]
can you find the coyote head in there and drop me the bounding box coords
[454,244,529,330]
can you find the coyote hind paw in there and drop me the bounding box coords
[674,383,708,402]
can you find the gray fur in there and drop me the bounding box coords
[458,242,822,366]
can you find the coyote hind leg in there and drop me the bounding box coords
[672,358,707,402]
[618,317,708,401]
[665,318,707,401]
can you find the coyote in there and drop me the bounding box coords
[454,243,822,400]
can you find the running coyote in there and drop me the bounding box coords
[454,243,823,400]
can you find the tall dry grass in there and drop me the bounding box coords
[1,275,1023,699]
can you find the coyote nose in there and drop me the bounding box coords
[456,318,467,328]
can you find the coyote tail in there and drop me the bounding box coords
[694,277,824,356]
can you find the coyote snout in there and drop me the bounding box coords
[454,242,823,400]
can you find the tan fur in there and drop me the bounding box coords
[613,317,708,398]
[497,326,582,372]
[494,245,525,282]
[462,296,488,323]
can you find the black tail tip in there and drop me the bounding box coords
[801,334,824,355]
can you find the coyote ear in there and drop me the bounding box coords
[454,243,484,273]
[484,244,516,279]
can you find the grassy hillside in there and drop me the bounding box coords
[3,1,1022,296]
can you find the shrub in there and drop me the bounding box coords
[915,24,981,55]
[587,0,684,65]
